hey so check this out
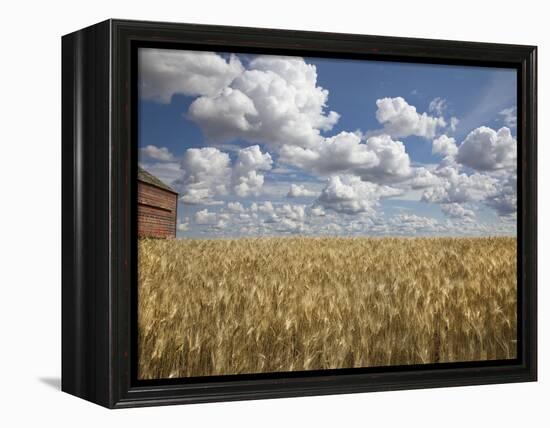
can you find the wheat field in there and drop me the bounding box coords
[137,236,517,380]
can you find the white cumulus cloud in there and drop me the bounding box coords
[176,147,231,205]
[231,145,273,197]
[375,97,446,139]
[388,213,442,234]
[279,132,411,183]
[421,165,497,204]
[176,145,272,204]
[277,204,306,221]
[485,175,517,216]
[409,167,441,189]
[287,184,317,198]
[139,49,244,103]
[194,209,217,224]
[177,222,189,231]
[456,126,516,171]
[226,202,246,213]
[141,145,175,161]
[432,135,458,157]
[310,206,326,216]
[440,203,475,219]
[188,87,259,140]
[316,175,402,215]
[188,55,339,149]
[418,163,516,218]
[258,201,275,215]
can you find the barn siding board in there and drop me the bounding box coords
[137,178,178,239]
[138,185,176,211]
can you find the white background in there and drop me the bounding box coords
[0,0,546,425]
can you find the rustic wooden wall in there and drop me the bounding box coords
[137,181,178,238]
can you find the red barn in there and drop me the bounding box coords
[137,167,178,239]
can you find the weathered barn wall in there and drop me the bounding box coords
[137,181,178,239]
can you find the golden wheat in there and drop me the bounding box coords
[137,236,517,379]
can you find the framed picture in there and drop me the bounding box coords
[62,19,537,408]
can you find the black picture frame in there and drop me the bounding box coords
[62,19,537,408]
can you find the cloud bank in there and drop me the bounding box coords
[138,49,517,237]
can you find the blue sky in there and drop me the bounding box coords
[138,48,517,238]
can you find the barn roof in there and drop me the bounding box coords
[138,166,178,194]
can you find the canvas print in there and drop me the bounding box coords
[136,48,517,380]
